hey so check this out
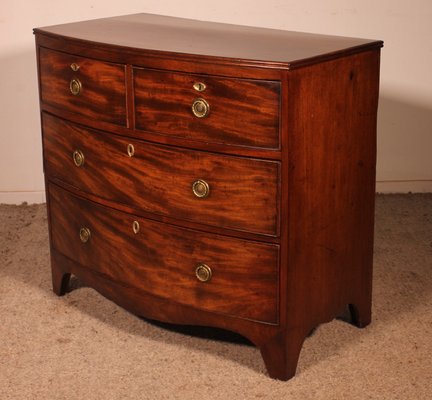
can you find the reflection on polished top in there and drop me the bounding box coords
[34,13,382,68]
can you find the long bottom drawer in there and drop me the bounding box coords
[48,183,280,324]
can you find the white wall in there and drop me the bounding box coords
[1,0,431,203]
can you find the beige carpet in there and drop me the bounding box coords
[1,194,431,399]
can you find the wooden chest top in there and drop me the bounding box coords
[34,13,382,69]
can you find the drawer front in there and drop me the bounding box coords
[134,68,280,149]
[49,184,279,324]
[39,47,127,126]
[42,113,279,236]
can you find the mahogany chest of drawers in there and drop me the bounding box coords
[34,13,382,380]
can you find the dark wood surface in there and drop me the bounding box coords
[269,49,380,379]
[42,113,280,236]
[48,183,280,323]
[35,15,382,380]
[134,68,280,149]
[39,47,127,126]
[50,248,282,346]
[34,13,382,69]
[286,49,380,330]
[259,49,380,380]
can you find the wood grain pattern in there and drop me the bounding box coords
[134,68,280,149]
[286,49,380,330]
[35,16,382,380]
[42,113,280,236]
[34,13,382,69]
[35,32,284,81]
[258,49,381,380]
[48,183,280,323]
[39,47,127,126]
[50,248,282,345]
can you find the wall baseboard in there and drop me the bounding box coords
[0,191,46,204]
[376,180,432,193]
[0,182,430,204]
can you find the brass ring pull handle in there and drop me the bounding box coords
[79,227,91,243]
[70,78,82,95]
[192,179,210,198]
[191,98,210,118]
[127,144,135,157]
[195,264,212,283]
[72,149,85,167]
[132,220,140,234]
[70,63,80,71]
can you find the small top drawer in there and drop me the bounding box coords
[38,47,127,126]
[133,68,280,149]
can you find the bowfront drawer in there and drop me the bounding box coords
[42,113,280,236]
[39,47,126,126]
[48,183,279,323]
[133,68,280,149]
